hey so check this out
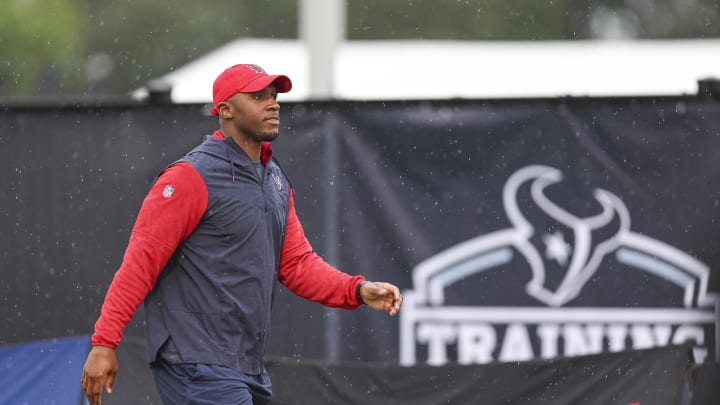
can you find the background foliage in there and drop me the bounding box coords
[1,0,718,98]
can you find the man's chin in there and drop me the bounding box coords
[255,132,279,142]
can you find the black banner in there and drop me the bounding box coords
[281,98,720,366]
[1,97,719,370]
[266,345,692,405]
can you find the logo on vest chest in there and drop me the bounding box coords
[271,174,283,191]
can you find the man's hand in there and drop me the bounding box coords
[360,281,403,316]
[81,346,118,405]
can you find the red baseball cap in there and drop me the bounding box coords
[210,64,292,115]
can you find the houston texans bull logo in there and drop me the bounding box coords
[400,165,717,366]
[506,165,629,307]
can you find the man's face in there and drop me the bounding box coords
[223,84,280,142]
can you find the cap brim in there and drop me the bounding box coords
[242,74,292,93]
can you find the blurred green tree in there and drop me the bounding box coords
[347,0,720,40]
[82,0,296,95]
[0,0,86,97]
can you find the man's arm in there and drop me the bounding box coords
[278,192,402,315]
[81,162,207,405]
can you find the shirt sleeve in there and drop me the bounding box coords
[91,162,207,348]
[277,191,365,309]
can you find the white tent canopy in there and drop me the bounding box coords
[137,38,720,102]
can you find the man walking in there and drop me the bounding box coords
[81,64,402,405]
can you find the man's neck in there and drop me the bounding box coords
[219,127,261,161]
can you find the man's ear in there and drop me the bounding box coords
[217,103,232,119]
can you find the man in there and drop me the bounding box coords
[81,64,403,405]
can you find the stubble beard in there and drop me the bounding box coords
[253,131,279,143]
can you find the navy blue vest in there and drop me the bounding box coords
[144,135,291,374]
